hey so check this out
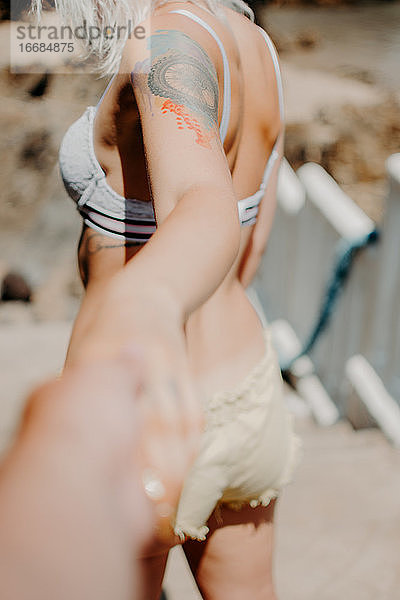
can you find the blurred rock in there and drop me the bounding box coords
[0,0,9,21]
[29,73,52,98]
[296,30,320,50]
[1,271,32,302]
[19,128,53,172]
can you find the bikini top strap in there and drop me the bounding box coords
[96,73,117,110]
[168,9,231,144]
[256,26,285,123]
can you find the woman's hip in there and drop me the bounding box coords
[173,325,303,542]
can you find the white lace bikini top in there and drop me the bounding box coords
[58,9,284,243]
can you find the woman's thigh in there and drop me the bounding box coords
[183,500,278,600]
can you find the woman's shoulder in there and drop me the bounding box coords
[120,6,226,76]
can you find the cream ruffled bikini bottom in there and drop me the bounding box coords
[173,326,303,541]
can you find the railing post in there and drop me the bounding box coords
[294,164,377,409]
[368,154,400,401]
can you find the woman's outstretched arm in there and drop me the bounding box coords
[68,17,240,434]
[0,356,149,600]
[111,15,240,322]
[0,345,203,600]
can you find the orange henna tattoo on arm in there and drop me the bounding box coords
[161,99,213,148]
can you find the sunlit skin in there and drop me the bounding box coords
[64,1,283,599]
[0,348,203,600]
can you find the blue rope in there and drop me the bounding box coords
[280,228,380,373]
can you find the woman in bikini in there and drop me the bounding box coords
[34,0,302,597]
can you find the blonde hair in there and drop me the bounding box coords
[31,0,254,76]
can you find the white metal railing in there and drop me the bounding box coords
[255,154,400,434]
[367,154,400,401]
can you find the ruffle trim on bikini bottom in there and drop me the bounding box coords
[222,422,304,513]
[221,489,280,512]
[220,415,303,513]
[173,486,279,542]
[174,524,210,542]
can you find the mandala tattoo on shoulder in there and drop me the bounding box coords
[133,29,220,148]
